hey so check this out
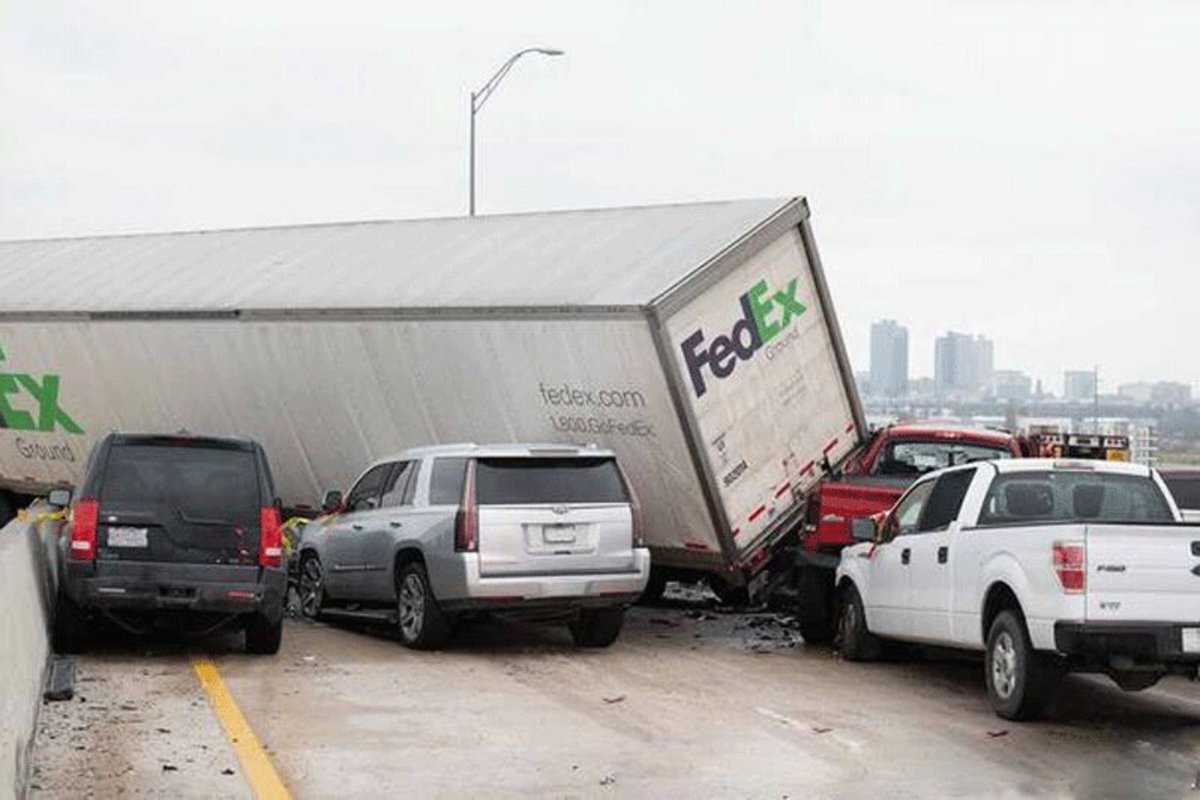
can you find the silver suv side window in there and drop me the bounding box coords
[381,461,418,508]
[429,458,469,506]
[346,463,392,512]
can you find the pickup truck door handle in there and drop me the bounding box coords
[901,548,911,565]
[389,521,403,529]
[351,523,364,532]
[938,546,949,564]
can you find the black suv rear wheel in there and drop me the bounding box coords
[245,612,283,655]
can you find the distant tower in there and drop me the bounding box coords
[869,320,909,398]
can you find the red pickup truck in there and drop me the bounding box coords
[793,424,1026,642]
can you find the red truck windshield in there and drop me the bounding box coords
[873,440,1012,477]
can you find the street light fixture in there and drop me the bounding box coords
[469,47,564,216]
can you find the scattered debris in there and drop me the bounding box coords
[602,695,626,705]
[162,764,178,772]
[812,727,832,734]
[649,618,680,627]
[600,774,617,787]
[987,730,1009,738]
[222,768,236,776]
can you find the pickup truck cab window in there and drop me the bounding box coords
[346,463,393,512]
[884,480,936,539]
[978,471,1174,526]
[917,468,976,532]
[873,440,1012,477]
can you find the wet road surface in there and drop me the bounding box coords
[29,604,1200,798]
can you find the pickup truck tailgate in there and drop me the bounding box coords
[1085,524,1200,622]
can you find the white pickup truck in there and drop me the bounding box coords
[834,458,1200,720]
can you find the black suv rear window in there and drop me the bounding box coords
[475,457,627,505]
[100,444,261,525]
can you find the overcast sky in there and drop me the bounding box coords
[3,1,1197,391]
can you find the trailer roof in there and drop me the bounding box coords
[0,198,799,315]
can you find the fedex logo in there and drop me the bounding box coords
[680,277,806,398]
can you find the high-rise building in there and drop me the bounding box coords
[869,320,909,397]
[934,332,993,396]
[1064,370,1098,403]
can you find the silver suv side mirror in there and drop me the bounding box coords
[48,488,72,508]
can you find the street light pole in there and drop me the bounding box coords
[469,47,564,216]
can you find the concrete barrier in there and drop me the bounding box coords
[0,507,59,800]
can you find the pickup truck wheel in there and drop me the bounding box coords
[0,492,13,526]
[245,612,284,655]
[834,583,880,661]
[986,610,1062,720]
[298,555,327,620]
[396,562,451,650]
[52,595,89,655]
[797,567,834,645]
[570,607,625,648]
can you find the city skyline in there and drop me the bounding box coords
[863,318,1196,400]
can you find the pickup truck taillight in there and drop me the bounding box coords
[259,507,284,568]
[1053,542,1086,593]
[69,498,99,561]
[455,460,478,552]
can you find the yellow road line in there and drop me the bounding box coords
[192,657,292,800]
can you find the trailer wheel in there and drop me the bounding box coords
[797,567,835,644]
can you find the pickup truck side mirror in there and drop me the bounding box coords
[322,490,344,514]
[850,517,877,543]
[48,488,72,508]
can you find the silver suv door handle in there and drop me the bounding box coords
[389,521,403,529]
[351,523,364,531]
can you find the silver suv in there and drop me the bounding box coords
[297,444,651,649]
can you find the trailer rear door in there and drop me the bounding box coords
[663,224,861,558]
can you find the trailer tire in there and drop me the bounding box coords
[570,607,625,648]
[797,566,835,644]
[834,583,880,662]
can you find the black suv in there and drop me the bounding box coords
[52,433,287,654]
